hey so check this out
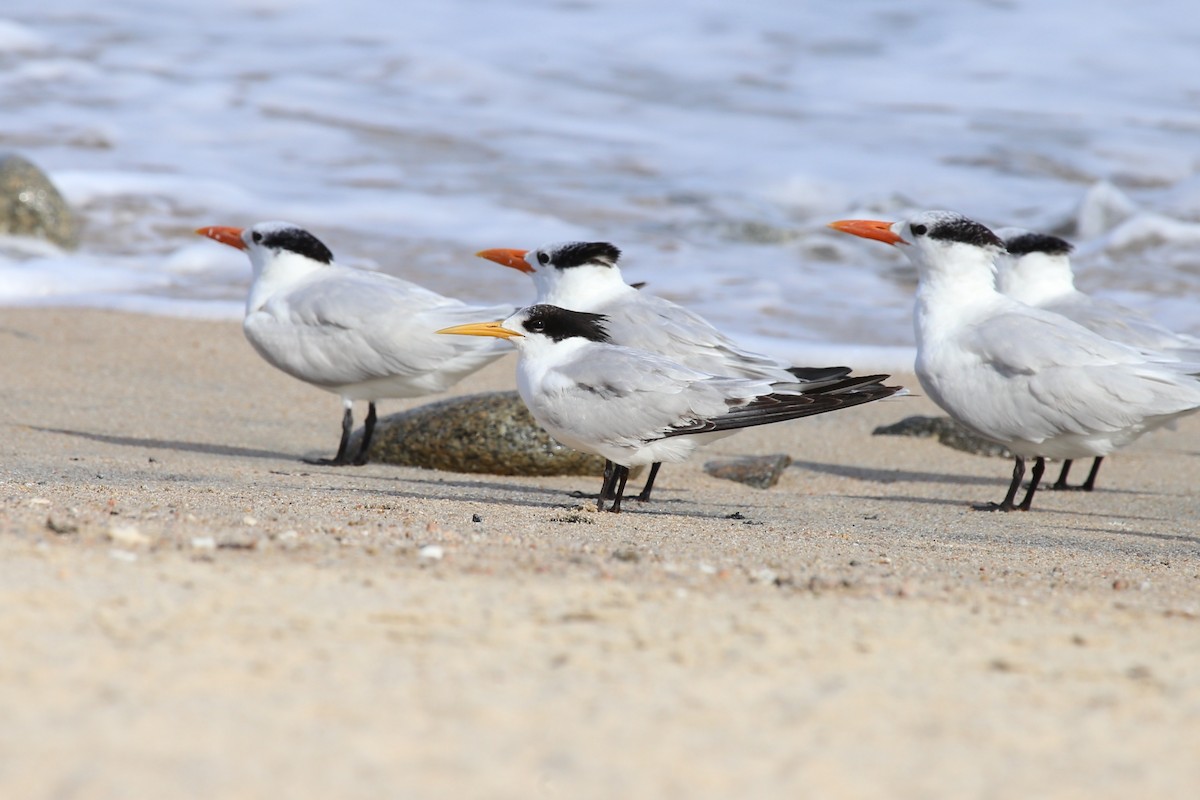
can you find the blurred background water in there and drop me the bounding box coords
[3,0,1199,370]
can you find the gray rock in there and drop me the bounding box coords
[0,153,80,249]
[360,391,607,476]
[704,454,793,489]
[873,415,1012,458]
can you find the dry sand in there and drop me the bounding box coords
[2,307,1198,799]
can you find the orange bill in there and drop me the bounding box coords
[195,226,247,250]
[827,219,904,245]
[475,248,533,274]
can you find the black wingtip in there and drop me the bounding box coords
[664,377,903,437]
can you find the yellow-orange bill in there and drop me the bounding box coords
[475,248,533,274]
[195,226,247,250]
[827,219,903,245]
[436,321,522,339]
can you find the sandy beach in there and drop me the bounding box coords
[2,307,1198,799]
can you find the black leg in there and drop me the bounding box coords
[635,462,663,502]
[974,456,1025,512]
[1080,457,1103,491]
[1049,456,1103,491]
[1017,456,1045,511]
[1051,459,1073,490]
[608,465,631,513]
[350,402,377,465]
[305,405,355,466]
[597,462,618,512]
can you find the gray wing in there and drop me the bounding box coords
[966,308,1162,374]
[247,268,513,387]
[965,310,1200,437]
[538,346,768,447]
[598,294,798,381]
[1046,296,1200,355]
[544,346,899,445]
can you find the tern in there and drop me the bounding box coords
[996,229,1200,355]
[829,211,1200,511]
[440,304,901,512]
[475,241,869,502]
[197,222,513,465]
[996,228,1200,490]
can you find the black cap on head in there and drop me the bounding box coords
[256,226,335,265]
[520,304,611,343]
[925,215,1004,250]
[547,242,621,270]
[1003,231,1074,257]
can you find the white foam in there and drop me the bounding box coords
[2,0,1199,369]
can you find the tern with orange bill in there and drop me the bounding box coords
[475,241,883,502]
[829,211,1200,511]
[196,221,513,465]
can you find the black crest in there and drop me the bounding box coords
[1003,231,1074,257]
[521,304,611,343]
[927,216,1004,250]
[549,242,621,270]
[259,227,335,264]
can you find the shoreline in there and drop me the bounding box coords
[2,307,1199,798]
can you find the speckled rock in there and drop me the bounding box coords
[360,391,607,476]
[0,153,80,249]
[703,454,793,489]
[873,415,1012,458]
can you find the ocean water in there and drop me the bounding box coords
[2,0,1199,372]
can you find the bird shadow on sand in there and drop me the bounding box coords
[1065,526,1200,546]
[33,424,741,519]
[788,458,1001,487]
[792,458,1159,498]
[839,493,990,510]
[301,479,743,520]
[32,427,296,461]
[840,493,1196,543]
[260,467,739,520]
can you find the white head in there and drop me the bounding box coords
[197,221,336,313]
[475,241,630,306]
[994,228,1077,305]
[829,210,1006,295]
[197,220,335,278]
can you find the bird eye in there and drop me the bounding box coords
[526,319,545,332]
[910,224,927,236]
[251,231,263,243]
[536,251,550,265]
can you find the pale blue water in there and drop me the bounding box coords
[3,0,1199,371]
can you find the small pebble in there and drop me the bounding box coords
[107,524,149,547]
[45,516,78,536]
[704,454,792,489]
[190,536,217,551]
[418,544,444,561]
[751,568,778,584]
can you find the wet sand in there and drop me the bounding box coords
[2,307,1198,798]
